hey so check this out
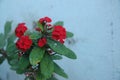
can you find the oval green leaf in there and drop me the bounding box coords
[47,39,77,59]
[29,47,45,65]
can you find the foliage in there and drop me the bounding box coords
[0,17,77,80]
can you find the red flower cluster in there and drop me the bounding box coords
[15,23,27,38]
[39,17,52,24]
[52,25,66,43]
[16,36,32,52]
[38,38,47,47]
[15,23,32,52]
[15,17,67,52]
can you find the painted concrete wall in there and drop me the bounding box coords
[0,0,120,80]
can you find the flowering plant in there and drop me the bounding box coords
[0,17,76,80]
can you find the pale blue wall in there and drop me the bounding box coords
[0,0,120,80]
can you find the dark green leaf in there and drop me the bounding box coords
[54,21,64,26]
[16,69,25,74]
[19,56,29,69]
[54,62,68,78]
[0,33,5,48]
[11,56,29,74]
[36,71,46,80]
[30,32,42,39]
[29,47,45,65]
[40,54,54,79]
[25,77,34,80]
[37,22,43,31]
[47,39,77,59]
[0,56,5,64]
[47,76,58,80]
[4,21,12,37]
[66,31,74,38]
[6,43,17,56]
[9,59,19,70]
[7,33,16,44]
[51,55,62,60]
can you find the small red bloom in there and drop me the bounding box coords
[39,18,44,24]
[15,23,27,38]
[38,38,47,47]
[16,36,32,52]
[35,27,41,32]
[44,17,52,23]
[52,25,66,43]
[39,17,52,24]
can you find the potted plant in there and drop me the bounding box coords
[0,17,77,80]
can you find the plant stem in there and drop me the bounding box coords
[0,48,8,58]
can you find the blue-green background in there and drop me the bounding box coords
[0,0,120,80]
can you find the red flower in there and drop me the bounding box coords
[16,36,32,52]
[44,17,52,23]
[35,27,41,32]
[39,17,52,24]
[52,25,66,43]
[15,23,27,38]
[38,38,47,47]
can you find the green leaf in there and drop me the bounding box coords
[66,31,74,38]
[47,39,77,59]
[18,56,29,70]
[0,33,5,48]
[40,54,54,79]
[36,71,46,80]
[51,55,62,60]
[37,22,43,31]
[4,21,12,37]
[9,56,29,74]
[54,62,68,78]
[7,33,16,44]
[6,43,17,56]
[30,32,42,39]
[0,56,5,64]
[25,77,34,80]
[16,69,25,74]
[47,76,58,80]
[54,21,64,26]
[29,47,45,65]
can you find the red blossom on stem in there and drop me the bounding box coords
[35,27,41,32]
[15,23,27,38]
[39,17,52,24]
[52,25,66,44]
[16,36,32,52]
[38,38,47,47]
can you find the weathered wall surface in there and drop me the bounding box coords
[0,0,120,80]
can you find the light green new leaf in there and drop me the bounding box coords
[4,21,12,37]
[54,62,68,78]
[47,39,77,59]
[40,54,54,79]
[29,47,45,65]
[66,31,74,38]
[54,21,64,26]
[0,33,5,48]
